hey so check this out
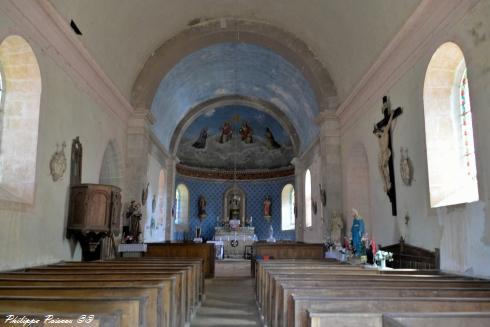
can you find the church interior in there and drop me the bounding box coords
[1,0,490,326]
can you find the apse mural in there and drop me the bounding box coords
[177,105,294,170]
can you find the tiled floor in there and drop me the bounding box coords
[191,277,262,327]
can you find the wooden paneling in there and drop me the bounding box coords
[146,242,215,278]
[251,242,326,276]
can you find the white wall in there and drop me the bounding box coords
[0,10,127,270]
[339,1,490,278]
[143,152,166,242]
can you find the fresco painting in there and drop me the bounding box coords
[177,105,294,170]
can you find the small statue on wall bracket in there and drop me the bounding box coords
[312,201,318,215]
[263,195,272,222]
[70,137,83,185]
[141,182,149,206]
[400,147,414,186]
[49,142,67,182]
[319,184,327,207]
[198,195,207,220]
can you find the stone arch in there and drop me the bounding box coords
[345,142,371,237]
[99,140,124,188]
[169,95,301,156]
[131,18,337,112]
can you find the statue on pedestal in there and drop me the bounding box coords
[351,209,365,256]
[330,210,343,244]
[126,200,142,243]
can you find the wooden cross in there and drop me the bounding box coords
[373,96,403,216]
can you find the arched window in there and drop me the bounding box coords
[175,184,189,226]
[305,169,312,228]
[0,35,41,204]
[281,184,295,230]
[423,42,478,207]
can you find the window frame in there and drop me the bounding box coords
[281,183,295,231]
[304,169,312,228]
[174,183,189,227]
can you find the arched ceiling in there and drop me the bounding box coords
[49,0,421,103]
[151,42,318,150]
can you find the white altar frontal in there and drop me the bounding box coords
[214,227,256,259]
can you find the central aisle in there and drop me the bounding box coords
[191,277,262,327]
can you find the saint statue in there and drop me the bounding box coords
[192,128,208,149]
[330,210,343,244]
[263,196,272,218]
[198,195,207,219]
[374,110,394,193]
[351,208,365,256]
[126,200,142,243]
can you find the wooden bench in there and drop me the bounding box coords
[306,312,490,327]
[146,243,215,278]
[32,264,197,320]
[255,259,490,327]
[3,270,187,326]
[291,296,490,327]
[0,261,201,326]
[0,296,144,327]
[0,280,172,327]
[0,311,122,327]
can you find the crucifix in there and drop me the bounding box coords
[373,96,403,216]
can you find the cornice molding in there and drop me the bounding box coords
[336,0,480,133]
[1,0,134,123]
[176,164,295,181]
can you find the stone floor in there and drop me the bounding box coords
[190,277,262,327]
[215,259,252,278]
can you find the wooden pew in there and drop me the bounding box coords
[281,287,490,327]
[0,312,122,327]
[306,312,490,327]
[54,259,203,308]
[146,243,215,278]
[32,264,197,320]
[291,296,490,327]
[0,286,158,327]
[268,274,486,327]
[0,296,144,327]
[0,271,183,326]
[18,269,189,323]
[256,260,490,327]
[0,280,171,327]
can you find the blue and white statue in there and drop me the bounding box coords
[351,209,365,256]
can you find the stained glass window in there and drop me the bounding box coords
[459,68,477,180]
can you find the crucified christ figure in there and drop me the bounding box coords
[374,110,394,194]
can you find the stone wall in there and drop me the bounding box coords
[0,10,127,271]
[338,1,490,278]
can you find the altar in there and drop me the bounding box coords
[214,227,256,259]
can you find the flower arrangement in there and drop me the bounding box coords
[375,250,393,262]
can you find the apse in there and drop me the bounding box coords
[150,42,319,153]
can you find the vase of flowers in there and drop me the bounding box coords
[374,250,393,269]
